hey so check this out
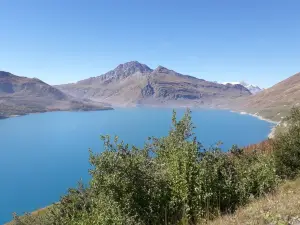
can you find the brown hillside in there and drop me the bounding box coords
[0,71,112,118]
[226,72,300,121]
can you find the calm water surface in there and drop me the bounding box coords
[0,108,273,223]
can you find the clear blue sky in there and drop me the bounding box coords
[0,0,299,87]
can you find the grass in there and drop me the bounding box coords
[5,206,51,225]
[27,206,50,217]
[206,178,300,225]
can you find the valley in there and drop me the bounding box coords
[1,61,299,124]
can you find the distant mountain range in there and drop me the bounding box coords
[1,61,299,122]
[56,61,251,107]
[220,81,263,94]
[0,71,112,118]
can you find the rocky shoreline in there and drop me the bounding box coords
[239,111,279,124]
[0,107,114,120]
[239,111,280,139]
[229,110,280,139]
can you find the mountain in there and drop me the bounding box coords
[230,72,300,121]
[0,71,112,118]
[56,61,251,107]
[222,81,263,94]
[240,82,263,94]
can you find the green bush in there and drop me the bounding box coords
[234,151,278,202]
[197,149,240,218]
[88,135,172,225]
[274,107,300,179]
[11,109,280,225]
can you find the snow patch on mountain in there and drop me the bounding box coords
[221,81,263,94]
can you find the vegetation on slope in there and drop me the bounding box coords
[207,177,300,225]
[9,108,300,225]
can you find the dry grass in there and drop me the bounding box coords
[206,178,300,225]
[5,206,51,225]
[243,139,274,154]
[28,206,50,217]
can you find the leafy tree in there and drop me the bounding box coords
[151,109,202,224]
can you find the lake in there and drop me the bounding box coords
[0,108,273,223]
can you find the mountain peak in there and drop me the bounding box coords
[0,71,13,78]
[99,61,153,80]
[221,81,262,94]
[114,61,152,73]
[153,65,177,74]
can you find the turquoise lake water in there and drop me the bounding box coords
[0,108,273,223]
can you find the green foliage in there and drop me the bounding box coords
[88,134,171,225]
[229,144,244,156]
[12,108,283,225]
[234,152,278,202]
[151,109,202,224]
[274,107,300,179]
[10,210,55,225]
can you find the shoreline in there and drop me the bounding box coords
[1,105,280,139]
[238,111,279,125]
[2,105,279,125]
[1,107,114,120]
[230,110,279,139]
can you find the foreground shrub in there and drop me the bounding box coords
[88,135,172,225]
[274,107,300,179]
[234,151,278,202]
[11,109,280,225]
[196,147,278,220]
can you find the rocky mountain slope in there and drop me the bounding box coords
[57,61,251,107]
[228,72,300,121]
[221,81,262,94]
[0,71,112,118]
[240,81,263,94]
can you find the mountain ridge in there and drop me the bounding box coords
[56,61,251,107]
[221,81,262,94]
[0,71,112,118]
[2,62,299,122]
